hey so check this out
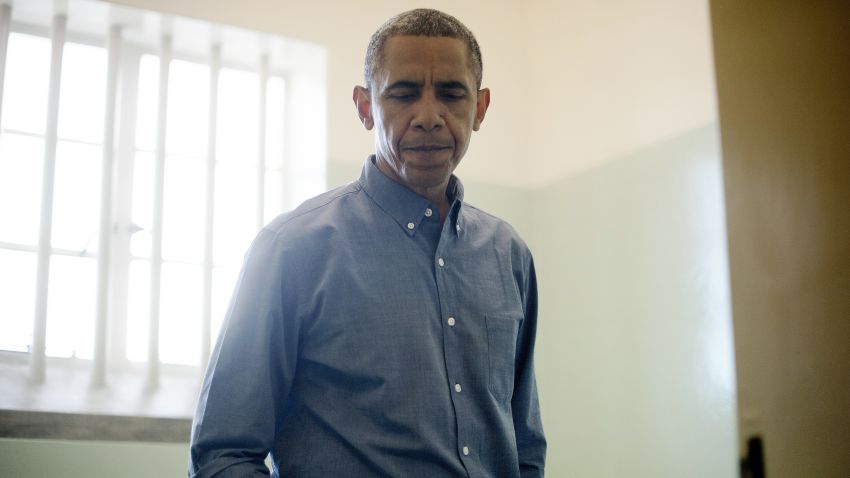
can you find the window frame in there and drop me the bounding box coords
[0,3,318,428]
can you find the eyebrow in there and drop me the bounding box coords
[435,81,470,92]
[384,80,471,92]
[385,80,422,91]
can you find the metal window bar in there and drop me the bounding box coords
[30,14,67,384]
[256,54,268,231]
[200,44,220,372]
[147,34,171,390]
[106,46,142,371]
[92,25,122,388]
[282,74,295,211]
[0,3,12,130]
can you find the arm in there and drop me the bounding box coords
[189,229,299,477]
[513,256,547,477]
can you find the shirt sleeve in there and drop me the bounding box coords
[188,229,299,477]
[513,255,547,477]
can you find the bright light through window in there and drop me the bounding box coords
[0,250,37,352]
[166,59,209,158]
[135,54,159,152]
[264,77,286,224]
[58,42,106,143]
[46,255,96,359]
[1,33,50,134]
[217,67,259,164]
[51,141,102,252]
[0,4,326,398]
[0,0,326,420]
[159,262,203,366]
[123,56,292,366]
[0,37,107,359]
[125,259,150,363]
[130,151,155,257]
[0,134,43,245]
[162,155,205,263]
[214,163,256,266]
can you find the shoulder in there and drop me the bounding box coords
[261,181,363,239]
[239,181,365,264]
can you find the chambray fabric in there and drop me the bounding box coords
[189,157,545,477]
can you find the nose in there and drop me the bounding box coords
[411,94,446,132]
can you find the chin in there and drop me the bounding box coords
[404,172,450,191]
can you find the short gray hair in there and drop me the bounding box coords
[364,9,483,90]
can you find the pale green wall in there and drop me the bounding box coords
[533,124,738,476]
[0,438,188,478]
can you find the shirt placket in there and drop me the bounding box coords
[433,212,474,477]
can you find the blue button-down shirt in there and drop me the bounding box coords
[189,157,545,477]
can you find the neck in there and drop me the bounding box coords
[375,157,453,224]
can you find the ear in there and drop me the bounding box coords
[472,88,491,131]
[353,86,374,130]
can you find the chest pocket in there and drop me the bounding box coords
[486,314,521,405]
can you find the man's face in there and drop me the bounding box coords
[354,36,490,196]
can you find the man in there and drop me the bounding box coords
[189,9,545,477]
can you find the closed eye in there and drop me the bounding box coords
[388,93,417,101]
[440,90,466,101]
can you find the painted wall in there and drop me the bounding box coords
[710,0,850,475]
[523,0,718,183]
[0,438,188,478]
[533,125,738,476]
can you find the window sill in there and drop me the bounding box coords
[0,409,191,443]
[0,359,199,442]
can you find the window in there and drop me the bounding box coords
[0,0,326,419]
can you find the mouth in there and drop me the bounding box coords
[402,144,452,153]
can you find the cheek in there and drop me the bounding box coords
[450,117,473,143]
[382,121,405,146]
[449,106,476,133]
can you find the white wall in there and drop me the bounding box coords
[524,0,719,185]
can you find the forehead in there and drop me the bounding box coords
[378,36,474,85]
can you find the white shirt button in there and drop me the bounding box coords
[437,258,445,267]
[407,222,415,230]
[462,446,470,456]
[424,208,433,217]
[454,383,462,393]
[447,317,456,327]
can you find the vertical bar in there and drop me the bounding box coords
[147,34,171,390]
[200,44,220,372]
[108,48,141,370]
[92,25,121,388]
[281,74,294,211]
[31,14,67,383]
[0,3,12,130]
[256,55,268,230]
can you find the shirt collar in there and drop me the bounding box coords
[358,155,465,236]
